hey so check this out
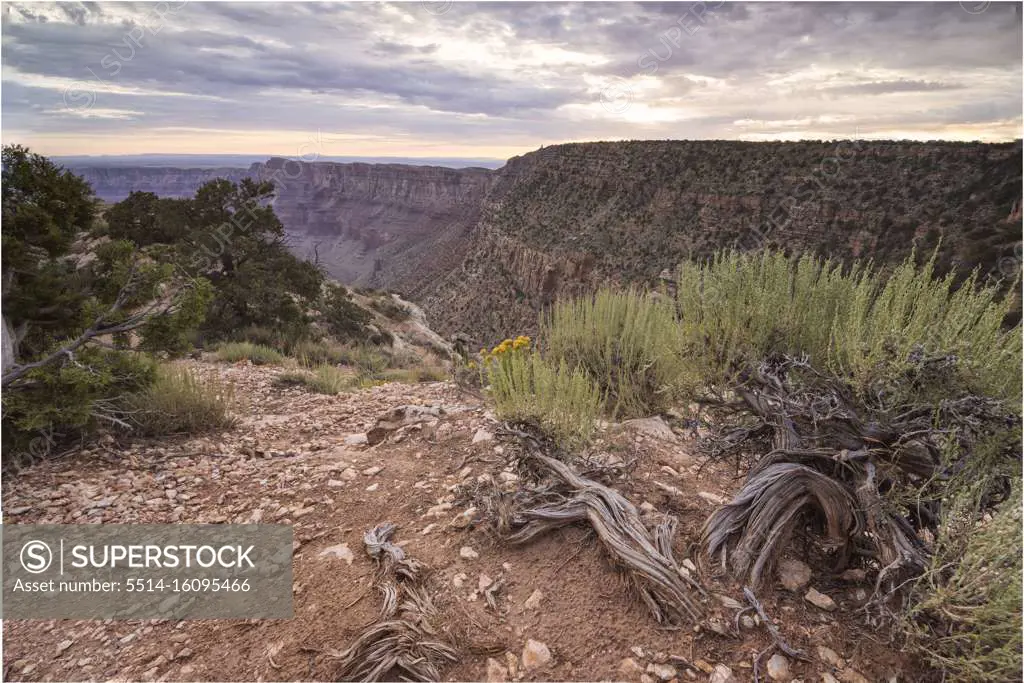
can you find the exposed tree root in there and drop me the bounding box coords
[700,354,1019,611]
[328,523,458,682]
[492,425,707,625]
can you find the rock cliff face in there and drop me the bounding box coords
[70,140,1022,344]
[72,166,251,202]
[419,140,1022,342]
[249,158,493,289]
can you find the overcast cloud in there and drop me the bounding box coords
[2,1,1021,158]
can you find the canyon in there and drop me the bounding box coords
[72,140,1023,342]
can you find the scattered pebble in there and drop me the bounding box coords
[521,639,552,670]
[524,589,544,610]
[778,558,813,592]
[459,546,479,560]
[766,653,790,681]
[804,587,837,611]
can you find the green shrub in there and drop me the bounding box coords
[216,342,284,365]
[675,250,1021,404]
[292,339,351,368]
[370,295,412,321]
[124,365,235,436]
[487,347,604,448]
[908,482,1022,681]
[275,365,353,395]
[542,288,691,417]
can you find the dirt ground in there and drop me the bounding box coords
[2,359,928,682]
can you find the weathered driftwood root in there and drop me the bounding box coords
[700,355,1017,606]
[329,523,458,682]
[499,427,706,625]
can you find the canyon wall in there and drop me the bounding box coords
[418,140,1022,342]
[249,158,494,289]
[73,166,251,202]
[69,140,1022,344]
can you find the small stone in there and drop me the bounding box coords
[56,639,74,655]
[821,674,840,683]
[340,467,359,480]
[710,664,737,683]
[778,558,813,592]
[452,572,468,588]
[619,657,644,679]
[486,657,508,682]
[646,662,677,681]
[839,568,866,582]
[478,573,494,591]
[327,479,344,488]
[804,587,837,611]
[179,665,196,677]
[362,466,383,476]
[472,428,494,444]
[450,507,478,529]
[459,546,479,560]
[505,651,518,677]
[498,471,519,484]
[421,524,437,535]
[344,433,368,446]
[698,491,727,505]
[640,675,656,683]
[741,615,757,629]
[639,501,656,514]
[521,639,552,670]
[524,589,544,610]
[816,646,845,669]
[837,670,870,683]
[630,646,645,659]
[365,483,379,491]
[766,654,790,681]
[319,544,354,565]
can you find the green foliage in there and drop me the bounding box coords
[2,349,156,453]
[105,177,327,343]
[369,294,412,322]
[293,339,352,368]
[2,146,210,452]
[320,282,375,341]
[542,288,691,417]
[275,365,353,395]
[908,482,1022,682]
[215,342,284,365]
[486,346,604,448]
[675,250,1021,404]
[124,365,236,436]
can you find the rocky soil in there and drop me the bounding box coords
[3,359,925,682]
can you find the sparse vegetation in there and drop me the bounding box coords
[275,365,353,395]
[493,248,1021,679]
[484,337,604,448]
[216,342,284,365]
[124,365,236,436]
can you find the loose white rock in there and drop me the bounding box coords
[521,639,552,670]
[646,662,677,681]
[816,646,845,669]
[459,546,479,560]
[319,544,354,565]
[485,657,508,682]
[766,653,790,681]
[362,466,383,476]
[778,558,813,592]
[619,657,644,679]
[344,433,368,446]
[524,589,544,610]
[472,428,495,444]
[710,664,737,683]
[804,587,837,611]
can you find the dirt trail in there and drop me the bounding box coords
[2,360,921,682]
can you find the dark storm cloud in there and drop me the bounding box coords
[2,1,1020,154]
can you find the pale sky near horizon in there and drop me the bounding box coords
[2,1,1021,159]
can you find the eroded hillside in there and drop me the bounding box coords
[420,140,1022,342]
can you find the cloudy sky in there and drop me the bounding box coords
[2,1,1021,159]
